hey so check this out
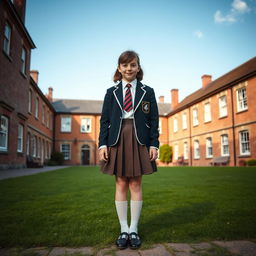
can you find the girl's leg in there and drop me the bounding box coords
[115,176,129,233]
[129,176,143,234]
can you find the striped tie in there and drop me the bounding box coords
[123,84,133,112]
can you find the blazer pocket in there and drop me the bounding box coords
[145,123,150,128]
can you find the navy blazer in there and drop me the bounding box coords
[98,80,159,149]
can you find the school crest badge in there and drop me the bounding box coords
[142,101,150,114]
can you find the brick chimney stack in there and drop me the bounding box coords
[201,74,212,88]
[46,87,53,102]
[30,70,39,84]
[13,0,26,23]
[171,89,179,109]
[159,96,164,103]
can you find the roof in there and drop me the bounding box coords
[169,56,256,115]
[52,98,171,116]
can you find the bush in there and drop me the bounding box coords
[159,144,173,163]
[46,160,58,166]
[50,151,64,165]
[238,159,247,166]
[247,159,256,166]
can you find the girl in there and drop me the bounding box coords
[98,50,159,250]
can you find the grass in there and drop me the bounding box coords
[0,166,256,249]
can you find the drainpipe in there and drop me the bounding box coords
[230,87,237,166]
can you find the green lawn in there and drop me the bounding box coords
[0,166,256,249]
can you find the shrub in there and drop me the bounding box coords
[159,144,173,163]
[247,159,256,166]
[46,160,58,166]
[50,151,64,165]
[238,159,247,166]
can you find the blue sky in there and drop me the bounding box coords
[26,0,256,103]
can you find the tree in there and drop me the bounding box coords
[159,144,173,164]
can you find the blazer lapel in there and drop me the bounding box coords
[134,81,146,113]
[113,81,123,111]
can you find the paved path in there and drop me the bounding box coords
[0,165,72,180]
[1,241,256,256]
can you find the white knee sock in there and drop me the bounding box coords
[129,200,143,234]
[115,200,129,233]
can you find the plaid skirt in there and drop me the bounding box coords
[99,119,157,177]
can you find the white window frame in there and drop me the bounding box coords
[221,134,229,156]
[42,105,45,124]
[158,119,162,134]
[194,140,200,159]
[21,47,26,74]
[192,108,199,126]
[35,97,39,118]
[32,136,37,157]
[173,117,178,133]
[182,112,187,130]
[183,142,188,160]
[206,137,213,158]
[0,116,9,151]
[46,111,49,128]
[17,124,23,152]
[37,138,41,158]
[204,103,211,123]
[3,22,11,55]
[61,117,72,132]
[26,133,30,155]
[236,87,248,112]
[239,130,250,155]
[81,118,92,133]
[174,144,178,161]
[28,89,32,113]
[60,143,71,160]
[219,95,227,118]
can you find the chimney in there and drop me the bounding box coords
[159,96,164,103]
[171,89,179,109]
[46,87,53,102]
[201,74,212,88]
[30,70,39,84]
[13,0,26,23]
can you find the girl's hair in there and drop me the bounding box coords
[113,50,144,82]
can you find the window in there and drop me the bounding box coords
[61,117,71,132]
[206,137,213,158]
[173,118,178,133]
[26,133,30,155]
[3,23,11,55]
[49,143,51,159]
[45,141,48,159]
[21,47,26,74]
[239,130,250,155]
[81,118,91,133]
[221,135,229,156]
[182,112,187,129]
[219,95,227,117]
[174,144,178,161]
[42,105,45,124]
[17,124,24,152]
[61,144,71,160]
[192,108,199,126]
[32,136,36,157]
[158,119,162,134]
[0,116,8,151]
[204,103,211,122]
[35,97,39,118]
[183,142,188,160]
[28,89,32,113]
[47,111,49,128]
[237,87,248,112]
[37,138,41,158]
[194,140,200,159]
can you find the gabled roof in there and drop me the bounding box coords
[169,56,256,115]
[52,98,171,116]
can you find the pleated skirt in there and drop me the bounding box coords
[99,119,157,177]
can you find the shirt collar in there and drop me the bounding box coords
[122,79,137,90]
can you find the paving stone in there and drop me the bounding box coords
[191,242,212,250]
[213,241,256,256]
[65,247,93,255]
[96,246,116,256]
[48,247,66,256]
[21,247,50,256]
[0,248,13,256]
[167,243,193,252]
[139,244,172,256]
[115,248,140,256]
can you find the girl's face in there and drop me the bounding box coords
[118,58,140,83]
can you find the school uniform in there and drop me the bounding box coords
[99,79,159,177]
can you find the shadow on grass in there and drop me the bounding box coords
[141,201,215,243]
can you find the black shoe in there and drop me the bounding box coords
[116,232,129,249]
[129,232,141,249]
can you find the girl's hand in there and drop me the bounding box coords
[149,147,158,161]
[99,147,108,162]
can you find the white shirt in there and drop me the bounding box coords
[122,79,136,119]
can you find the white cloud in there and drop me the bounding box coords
[194,30,203,38]
[214,0,250,24]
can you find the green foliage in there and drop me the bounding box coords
[247,159,256,166]
[50,151,64,165]
[159,144,173,163]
